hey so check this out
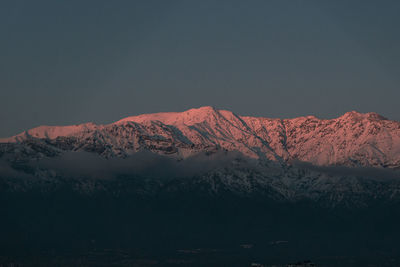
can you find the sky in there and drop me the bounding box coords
[1,0,399,137]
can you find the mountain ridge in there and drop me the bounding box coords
[1,106,399,168]
[1,106,400,207]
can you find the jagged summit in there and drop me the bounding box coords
[1,107,399,168]
[113,107,390,128]
[339,111,388,121]
[116,106,224,125]
[2,107,391,139]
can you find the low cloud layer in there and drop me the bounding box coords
[1,151,399,184]
[33,150,249,179]
[293,161,400,181]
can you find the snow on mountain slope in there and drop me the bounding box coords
[241,111,400,167]
[1,106,400,168]
[0,123,99,142]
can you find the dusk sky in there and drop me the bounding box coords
[1,0,399,137]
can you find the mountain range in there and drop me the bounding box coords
[1,106,400,207]
[2,107,400,266]
[2,106,399,168]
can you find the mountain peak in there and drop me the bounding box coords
[1,107,399,168]
[116,106,224,125]
[339,111,387,121]
[180,106,220,118]
[187,105,217,112]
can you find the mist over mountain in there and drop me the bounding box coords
[1,107,400,266]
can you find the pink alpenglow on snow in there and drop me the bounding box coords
[1,106,399,168]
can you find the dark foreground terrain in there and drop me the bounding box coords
[1,150,400,266]
[1,187,400,267]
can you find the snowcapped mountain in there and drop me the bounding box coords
[1,106,399,168]
[1,106,400,207]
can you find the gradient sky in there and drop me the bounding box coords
[1,0,399,137]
